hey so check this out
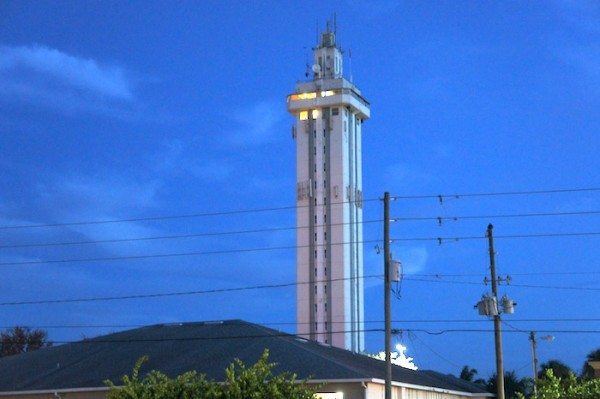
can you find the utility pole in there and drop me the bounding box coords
[383,192,392,399]
[487,224,505,399]
[530,331,539,392]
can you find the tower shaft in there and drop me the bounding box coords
[287,28,370,352]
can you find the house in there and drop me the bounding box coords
[0,320,491,399]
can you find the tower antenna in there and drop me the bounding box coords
[316,19,319,44]
[334,13,337,36]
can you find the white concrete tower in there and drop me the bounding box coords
[287,25,370,352]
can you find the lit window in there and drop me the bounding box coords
[300,111,308,120]
[312,109,319,119]
[290,92,317,101]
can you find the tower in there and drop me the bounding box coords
[287,24,370,352]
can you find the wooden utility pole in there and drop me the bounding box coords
[384,192,392,399]
[487,224,505,399]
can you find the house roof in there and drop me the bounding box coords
[0,320,489,396]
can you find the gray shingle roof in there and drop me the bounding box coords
[0,320,489,395]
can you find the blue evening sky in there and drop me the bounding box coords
[1,0,599,379]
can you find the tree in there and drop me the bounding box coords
[581,348,600,380]
[459,365,486,386]
[105,350,319,399]
[539,359,573,380]
[518,369,600,399]
[0,326,52,357]
[486,371,529,399]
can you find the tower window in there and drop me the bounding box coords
[314,285,317,295]
[314,250,317,259]
[300,111,308,121]
[324,249,327,258]
[332,108,339,115]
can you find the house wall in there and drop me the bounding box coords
[0,381,490,399]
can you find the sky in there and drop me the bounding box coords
[1,0,599,381]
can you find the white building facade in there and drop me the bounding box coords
[287,27,370,352]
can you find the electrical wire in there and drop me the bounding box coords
[0,274,383,306]
[0,219,382,250]
[391,187,600,201]
[392,210,600,223]
[1,186,597,231]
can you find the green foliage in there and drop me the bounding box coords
[105,350,318,399]
[0,326,52,357]
[486,371,529,399]
[458,365,486,386]
[580,348,600,380]
[539,360,573,381]
[517,369,600,399]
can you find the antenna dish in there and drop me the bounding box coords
[311,64,321,73]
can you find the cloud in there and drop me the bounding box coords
[382,163,433,187]
[398,246,428,274]
[227,100,285,146]
[0,44,135,113]
[0,44,132,99]
[37,174,161,222]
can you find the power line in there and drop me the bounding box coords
[31,327,600,346]
[391,231,600,244]
[1,229,598,267]
[0,198,381,231]
[0,239,382,267]
[392,210,600,223]
[0,274,383,306]
[3,208,598,250]
[0,219,382,250]
[8,318,598,330]
[402,276,600,291]
[2,186,598,231]
[391,187,600,201]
